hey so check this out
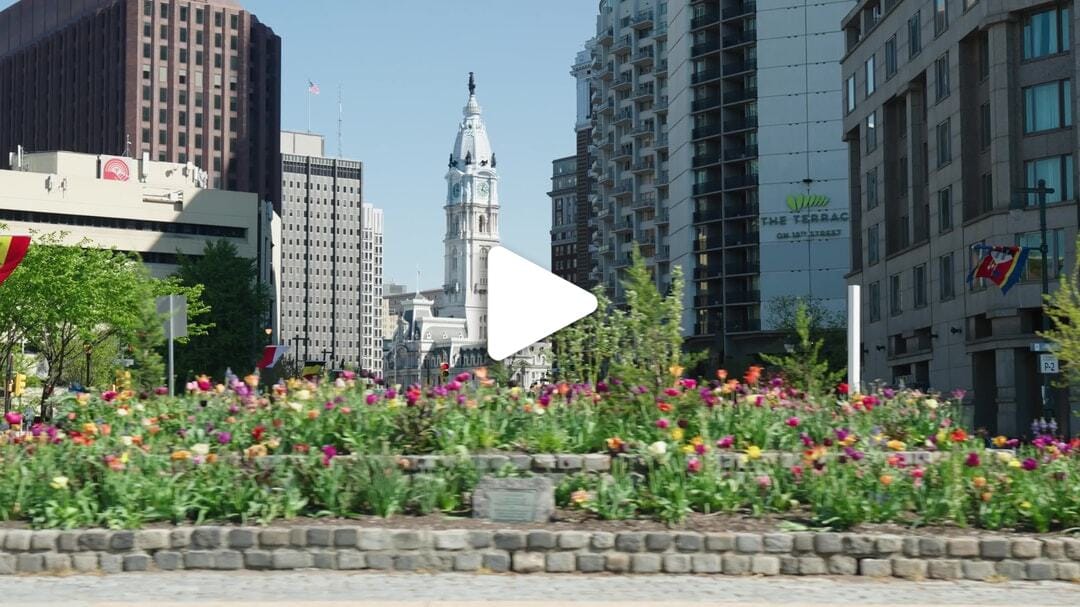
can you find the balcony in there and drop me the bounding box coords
[657,245,670,260]
[722,60,755,76]
[693,238,723,252]
[614,108,634,125]
[691,67,725,84]
[723,145,758,161]
[722,2,756,20]
[693,151,722,168]
[723,116,758,132]
[613,73,633,91]
[693,209,723,223]
[655,133,669,149]
[692,124,724,140]
[632,47,655,66]
[613,180,634,197]
[726,260,760,274]
[695,293,724,308]
[612,145,633,162]
[614,255,632,268]
[601,65,615,81]
[655,20,668,38]
[693,180,724,196]
[632,196,655,210]
[691,39,722,57]
[635,230,656,245]
[724,87,757,104]
[691,10,721,30]
[693,266,723,280]
[598,28,614,45]
[723,29,756,48]
[723,200,759,217]
[654,95,669,112]
[656,209,669,224]
[613,34,632,54]
[725,318,761,333]
[615,218,633,232]
[656,170,669,185]
[724,174,758,189]
[726,290,760,304]
[692,95,723,112]
[631,10,654,29]
[632,85,655,101]
[632,121,655,137]
[632,158,656,173]
[600,171,615,185]
[725,231,759,246]
[657,58,668,71]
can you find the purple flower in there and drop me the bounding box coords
[1022,457,1039,471]
[365,393,378,405]
[596,381,609,393]
[455,372,471,382]
[321,444,338,466]
[786,416,800,427]
[882,387,896,399]
[228,405,239,414]
[457,394,466,405]
[216,431,232,445]
[663,388,680,397]
[446,380,462,391]
[385,389,397,400]
[835,428,850,442]
[680,379,697,390]
[843,446,864,461]
[655,418,670,429]
[964,452,980,467]
[538,394,551,407]
[324,401,336,411]
[716,435,734,449]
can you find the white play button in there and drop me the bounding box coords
[487,246,598,361]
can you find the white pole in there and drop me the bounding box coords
[167,296,175,396]
[847,284,861,391]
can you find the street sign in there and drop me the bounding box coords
[1031,342,1059,352]
[1039,354,1059,374]
[156,295,188,339]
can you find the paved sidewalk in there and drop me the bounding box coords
[1,571,1077,606]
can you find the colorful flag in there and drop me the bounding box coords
[0,236,30,286]
[967,245,1030,295]
[256,345,289,369]
[307,80,320,95]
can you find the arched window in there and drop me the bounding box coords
[478,215,486,233]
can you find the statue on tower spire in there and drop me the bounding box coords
[468,72,475,96]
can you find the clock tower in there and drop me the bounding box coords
[443,72,499,340]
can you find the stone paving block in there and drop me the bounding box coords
[558,531,588,550]
[243,550,272,570]
[583,454,610,472]
[545,552,576,573]
[482,551,510,573]
[288,528,307,547]
[4,530,31,552]
[306,528,334,547]
[1026,560,1056,580]
[631,554,661,573]
[813,533,842,554]
[338,551,366,570]
[874,535,903,555]
[191,526,222,549]
[452,552,481,572]
[99,553,123,574]
[30,530,58,552]
[722,554,751,575]
[43,553,70,573]
[674,533,703,552]
[763,534,793,553]
[136,530,170,551]
[615,532,644,553]
[15,554,43,574]
[57,531,80,552]
[842,535,874,556]
[333,528,358,548]
[892,558,927,580]
[692,554,722,574]
[902,537,920,557]
[918,537,945,558]
[735,534,762,554]
[272,550,313,570]
[927,559,962,580]
[995,560,1025,580]
[184,550,215,569]
[1065,539,1080,560]
[860,558,891,577]
[527,531,556,550]
[214,550,244,570]
[645,533,672,552]
[591,532,615,551]
[78,531,108,552]
[1041,539,1065,559]
[557,454,583,470]
[751,555,780,575]
[435,531,469,551]
[1011,538,1041,559]
[493,531,525,551]
[962,560,996,581]
[706,533,734,552]
[799,556,827,575]
[576,553,605,573]
[605,553,630,573]
[779,556,799,575]
[663,554,692,573]
[365,553,394,570]
[946,538,979,557]
[1056,561,1080,581]
[154,551,184,571]
[122,554,150,572]
[393,554,421,571]
[980,538,1010,559]
[358,529,389,551]
[71,553,98,573]
[224,528,256,550]
[461,531,489,550]
[260,528,290,548]
[110,531,135,551]
[827,555,857,575]
[169,528,192,549]
[792,532,815,553]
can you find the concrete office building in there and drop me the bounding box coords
[280,131,382,375]
[0,0,281,206]
[0,150,265,276]
[583,0,852,367]
[549,155,579,281]
[842,0,1079,436]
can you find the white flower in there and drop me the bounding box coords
[924,398,939,410]
[191,443,210,456]
[120,436,133,447]
[50,476,69,490]
[115,407,129,417]
[287,401,303,412]
[647,441,668,457]
[334,378,347,389]
[294,389,312,401]
[132,402,145,412]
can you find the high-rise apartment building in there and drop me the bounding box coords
[0,0,281,206]
[280,131,382,375]
[842,0,1078,436]
[549,155,579,281]
[582,0,852,368]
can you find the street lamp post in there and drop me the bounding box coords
[84,344,93,387]
[1016,179,1055,425]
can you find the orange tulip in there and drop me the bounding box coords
[716,369,728,380]
[879,474,894,487]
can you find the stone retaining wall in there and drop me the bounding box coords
[2,527,1077,581]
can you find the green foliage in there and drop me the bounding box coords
[173,240,271,383]
[761,302,844,396]
[766,295,846,376]
[1043,240,1080,388]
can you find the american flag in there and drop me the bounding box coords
[307,80,320,95]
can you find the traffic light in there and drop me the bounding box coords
[13,374,26,397]
[440,362,450,381]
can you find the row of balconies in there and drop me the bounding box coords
[692,232,759,252]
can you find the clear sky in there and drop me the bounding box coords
[245,0,597,286]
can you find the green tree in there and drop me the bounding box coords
[766,295,846,374]
[761,301,844,396]
[173,240,271,383]
[1043,240,1080,388]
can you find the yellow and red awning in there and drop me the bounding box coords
[0,236,30,286]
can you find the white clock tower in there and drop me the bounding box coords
[443,72,499,340]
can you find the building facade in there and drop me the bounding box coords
[0,150,264,276]
[0,0,281,207]
[280,131,382,375]
[842,0,1079,436]
[386,75,550,387]
[581,0,853,368]
[549,155,579,281]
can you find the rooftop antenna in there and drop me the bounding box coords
[337,83,343,158]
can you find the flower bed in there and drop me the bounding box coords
[0,370,1077,531]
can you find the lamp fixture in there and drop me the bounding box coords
[875,345,886,352]
[950,327,963,335]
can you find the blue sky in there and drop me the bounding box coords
[246,0,597,285]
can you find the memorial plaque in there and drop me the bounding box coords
[472,476,554,523]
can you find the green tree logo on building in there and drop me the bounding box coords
[786,194,830,212]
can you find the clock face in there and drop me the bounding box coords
[477,181,490,200]
[452,183,462,200]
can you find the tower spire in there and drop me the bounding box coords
[468,72,475,96]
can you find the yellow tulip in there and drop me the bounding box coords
[746,445,762,460]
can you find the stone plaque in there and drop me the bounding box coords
[472,476,554,523]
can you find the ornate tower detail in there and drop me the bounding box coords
[444,72,499,340]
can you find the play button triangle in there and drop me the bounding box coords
[487,246,598,361]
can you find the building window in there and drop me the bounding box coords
[159,2,168,18]
[1025,155,1074,205]
[933,0,948,36]
[142,85,151,101]
[890,273,902,316]
[1016,229,1066,282]
[868,281,881,323]
[885,35,897,79]
[980,102,992,150]
[908,11,921,58]
[868,224,880,265]
[865,54,876,97]
[158,109,167,123]
[143,43,151,58]
[158,130,167,145]
[980,173,993,213]
[936,119,951,167]
[913,264,927,308]
[938,186,952,232]
[866,168,879,209]
[898,155,909,192]
[934,53,949,102]
[978,33,990,80]
[846,75,856,114]
[939,253,955,301]
[1023,79,1072,133]
[1024,6,1071,60]
[865,111,877,151]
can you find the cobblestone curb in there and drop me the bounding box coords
[2,527,1077,581]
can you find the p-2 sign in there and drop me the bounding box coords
[1039,354,1059,374]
